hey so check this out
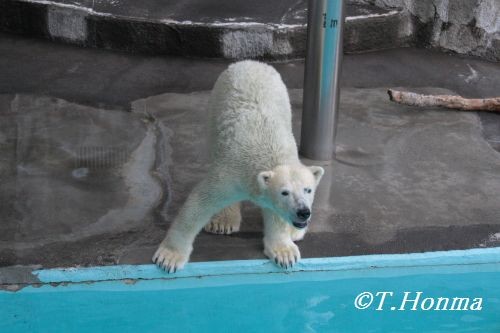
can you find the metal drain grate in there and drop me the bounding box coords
[74,146,128,169]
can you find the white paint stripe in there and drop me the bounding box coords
[346,10,400,21]
[161,19,306,29]
[18,0,114,16]
[18,0,400,29]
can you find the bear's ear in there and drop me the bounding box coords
[257,171,274,189]
[308,166,325,185]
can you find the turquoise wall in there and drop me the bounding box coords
[2,248,499,333]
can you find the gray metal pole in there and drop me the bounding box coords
[300,0,345,161]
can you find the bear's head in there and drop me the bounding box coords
[257,164,324,229]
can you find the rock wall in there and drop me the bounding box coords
[353,0,500,61]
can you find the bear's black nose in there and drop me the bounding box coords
[296,208,311,220]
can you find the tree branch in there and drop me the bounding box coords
[387,89,500,112]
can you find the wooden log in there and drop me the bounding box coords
[387,89,500,112]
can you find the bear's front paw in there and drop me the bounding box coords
[264,240,301,269]
[152,245,189,273]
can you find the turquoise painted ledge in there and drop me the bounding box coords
[3,248,500,333]
[33,247,500,284]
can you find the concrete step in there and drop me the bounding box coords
[0,0,412,59]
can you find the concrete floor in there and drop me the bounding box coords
[0,34,499,269]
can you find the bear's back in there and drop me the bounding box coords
[210,60,290,117]
[208,61,298,170]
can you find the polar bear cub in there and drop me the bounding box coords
[153,60,324,273]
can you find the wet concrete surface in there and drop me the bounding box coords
[1,87,499,268]
[0,94,167,250]
[1,33,499,110]
[0,35,499,269]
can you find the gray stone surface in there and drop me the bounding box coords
[47,6,87,43]
[357,0,500,61]
[1,87,499,269]
[0,265,41,286]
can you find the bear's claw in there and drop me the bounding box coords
[152,246,188,274]
[204,222,239,235]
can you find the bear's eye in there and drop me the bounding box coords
[305,188,312,194]
[281,191,289,196]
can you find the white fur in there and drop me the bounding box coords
[153,61,324,273]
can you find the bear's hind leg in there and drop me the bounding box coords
[204,202,241,235]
